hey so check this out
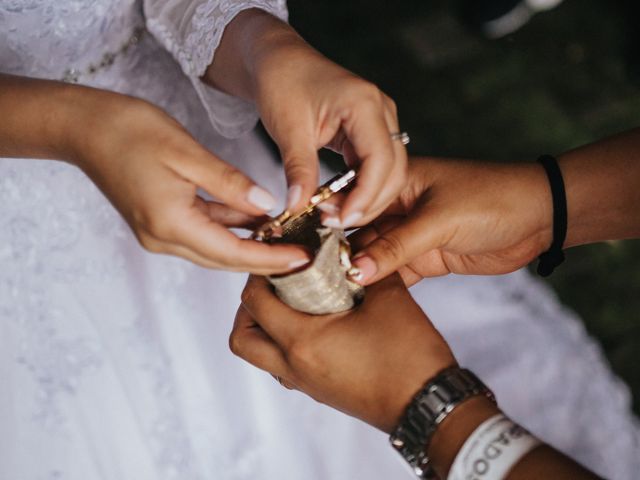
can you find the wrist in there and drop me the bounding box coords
[205,8,309,102]
[55,86,114,165]
[517,162,555,257]
[389,367,498,479]
[66,87,151,170]
[427,396,501,478]
[379,358,457,434]
[248,15,330,104]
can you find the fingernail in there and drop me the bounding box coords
[286,184,303,210]
[317,202,340,214]
[342,211,363,228]
[322,216,343,229]
[347,268,364,283]
[247,186,276,212]
[289,258,311,270]
[352,255,377,284]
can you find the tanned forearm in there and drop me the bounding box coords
[425,397,599,480]
[0,73,127,163]
[559,128,640,248]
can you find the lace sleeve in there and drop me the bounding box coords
[143,0,288,138]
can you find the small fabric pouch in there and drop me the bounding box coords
[267,210,364,315]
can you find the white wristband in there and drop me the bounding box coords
[448,414,541,480]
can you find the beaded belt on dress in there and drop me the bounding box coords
[61,26,145,83]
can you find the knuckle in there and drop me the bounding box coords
[375,233,406,265]
[341,79,382,108]
[383,95,398,116]
[284,159,314,183]
[148,217,176,241]
[228,330,244,357]
[138,235,166,255]
[357,81,383,103]
[219,165,249,192]
[240,283,255,305]
[287,338,317,369]
[136,206,176,241]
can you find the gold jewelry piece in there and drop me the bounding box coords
[254,170,364,315]
[251,169,357,242]
[390,131,411,145]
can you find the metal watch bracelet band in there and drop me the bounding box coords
[389,367,496,479]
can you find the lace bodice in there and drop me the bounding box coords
[0,0,287,138]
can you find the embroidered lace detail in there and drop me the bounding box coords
[0,161,123,429]
[146,0,287,78]
[145,0,287,138]
[124,313,202,480]
[188,0,287,76]
[0,0,142,81]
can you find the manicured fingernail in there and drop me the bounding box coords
[342,211,363,228]
[352,255,377,284]
[322,216,343,229]
[247,186,276,212]
[287,184,302,210]
[289,258,311,270]
[317,202,340,214]
[347,268,364,283]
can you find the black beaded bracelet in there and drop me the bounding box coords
[536,154,567,277]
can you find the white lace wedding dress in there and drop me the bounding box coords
[0,1,637,479]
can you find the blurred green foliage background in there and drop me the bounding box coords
[287,0,640,412]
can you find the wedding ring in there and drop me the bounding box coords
[390,131,410,145]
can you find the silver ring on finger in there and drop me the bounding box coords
[390,131,410,145]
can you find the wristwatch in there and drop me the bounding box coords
[389,367,496,479]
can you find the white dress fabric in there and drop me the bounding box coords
[0,1,637,479]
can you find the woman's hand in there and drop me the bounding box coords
[73,93,309,273]
[347,157,553,285]
[206,10,408,227]
[255,47,407,227]
[230,273,456,433]
[0,74,309,274]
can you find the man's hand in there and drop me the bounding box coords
[347,157,553,285]
[230,273,455,433]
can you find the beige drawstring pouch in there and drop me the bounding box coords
[267,210,364,315]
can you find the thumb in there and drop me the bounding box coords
[364,270,407,294]
[279,134,319,213]
[351,212,442,285]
